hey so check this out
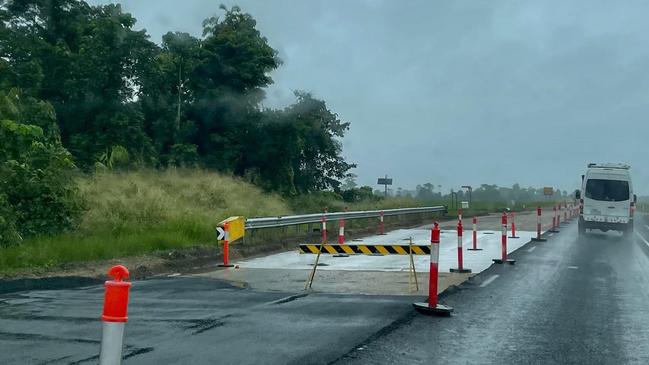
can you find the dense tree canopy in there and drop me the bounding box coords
[0,1,355,193]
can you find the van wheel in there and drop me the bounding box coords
[578,219,586,236]
[623,222,634,237]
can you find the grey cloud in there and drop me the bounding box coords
[90,0,649,194]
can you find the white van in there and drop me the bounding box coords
[577,163,636,235]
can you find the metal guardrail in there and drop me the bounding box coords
[245,206,447,229]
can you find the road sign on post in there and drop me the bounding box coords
[377,175,393,197]
[216,216,245,243]
[461,185,472,208]
[543,187,554,196]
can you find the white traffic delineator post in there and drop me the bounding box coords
[564,202,568,222]
[458,208,463,223]
[99,265,131,365]
[493,212,515,264]
[467,216,482,251]
[450,221,471,273]
[509,212,520,238]
[556,204,562,227]
[334,217,349,257]
[379,210,386,235]
[413,222,452,316]
[321,216,327,244]
[531,206,547,242]
[550,205,559,233]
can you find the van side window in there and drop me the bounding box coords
[585,179,629,202]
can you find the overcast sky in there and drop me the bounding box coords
[93,0,649,194]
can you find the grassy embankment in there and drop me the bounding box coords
[0,169,424,274]
[0,169,566,274]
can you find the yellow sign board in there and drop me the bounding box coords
[217,216,245,243]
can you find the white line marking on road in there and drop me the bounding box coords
[567,266,579,269]
[635,231,649,249]
[480,274,499,288]
[527,246,537,253]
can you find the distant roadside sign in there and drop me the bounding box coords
[377,178,393,185]
[543,187,554,196]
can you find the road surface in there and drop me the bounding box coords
[5,211,649,364]
[335,220,649,364]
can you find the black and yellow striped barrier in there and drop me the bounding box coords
[298,244,430,255]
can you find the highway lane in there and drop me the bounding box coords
[0,276,418,364]
[335,218,649,364]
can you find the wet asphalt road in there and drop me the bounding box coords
[335,218,649,364]
[3,214,649,364]
[0,276,416,364]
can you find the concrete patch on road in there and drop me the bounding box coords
[200,228,535,295]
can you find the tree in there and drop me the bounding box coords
[139,32,201,166]
[1,1,158,167]
[341,173,358,190]
[1,2,357,196]
[0,89,81,246]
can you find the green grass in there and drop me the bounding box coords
[0,168,569,275]
[0,169,290,274]
[0,169,433,274]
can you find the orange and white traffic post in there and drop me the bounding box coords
[218,221,234,267]
[99,265,131,365]
[450,221,471,273]
[550,205,559,233]
[531,206,547,242]
[563,201,568,222]
[334,211,349,257]
[467,216,482,251]
[378,210,386,235]
[413,222,452,316]
[493,212,515,264]
[509,212,520,239]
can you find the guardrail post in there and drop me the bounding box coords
[413,222,452,316]
[321,216,327,244]
[99,265,131,365]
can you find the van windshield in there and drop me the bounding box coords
[585,179,629,202]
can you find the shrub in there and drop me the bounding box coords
[0,92,82,246]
